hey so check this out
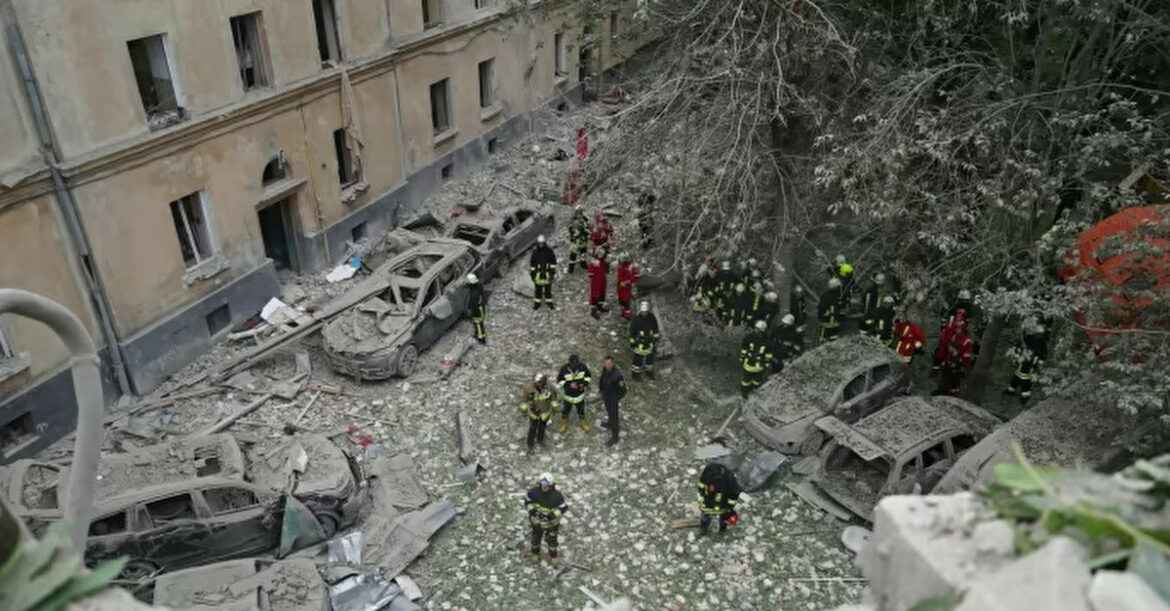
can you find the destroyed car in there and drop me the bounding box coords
[445,205,555,279]
[322,239,482,380]
[795,396,1000,521]
[152,557,327,611]
[934,397,1139,494]
[0,434,366,577]
[742,335,909,455]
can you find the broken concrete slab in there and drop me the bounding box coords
[512,273,536,298]
[1088,571,1170,611]
[694,444,732,461]
[365,499,457,578]
[369,454,429,510]
[455,411,477,465]
[736,451,787,491]
[786,480,854,521]
[454,463,480,482]
[438,337,475,380]
[955,537,1092,611]
[841,526,872,556]
[394,575,423,601]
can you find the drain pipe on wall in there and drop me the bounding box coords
[2,0,132,396]
[0,289,103,553]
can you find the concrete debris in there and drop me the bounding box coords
[455,411,477,465]
[736,451,787,491]
[327,262,360,283]
[841,526,872,556]
[221,370,265,393]
[438,337,475,380]
[786,481,854,522]
[955,537,1092,611]
[196,393,275,436]
[394,575,424,601]
[365,499,457,577]
[369,454,429,510]
[328,531,365,565]
[1088,571,1170,611]
[512,273,536,298]
[153,558,324,611]
[454,462,480,482]
[694,444,732,461]
[328,572,404,611]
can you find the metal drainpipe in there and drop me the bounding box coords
[0,289,103,554]
[1,0,132,395]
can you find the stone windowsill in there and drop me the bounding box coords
[182,254,230,287]
[341,181,371,205]
[433,128,458,147]
[0,352,31,386]
[480,103,503,122]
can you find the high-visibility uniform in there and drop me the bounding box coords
[818,287,843,343]
[519,382,554,450]
[557,360,592,430]
[530,244,557,309]
[629,312,660,375]
[567,213,590,273]
[892,320,926,364]
[937,328,975,396]
[1005,327,1049,402]
[697,463,741,534]
[714,269,738,323]
[526,484,569,558]
[467,283,487,343]
[616,261,640,319]
[740,330,773,397]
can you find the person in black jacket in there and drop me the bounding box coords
[557,354,593,433]
[530,235,558,310]
[697,462,741,535]
[526,473,569,559]
[628,301,660,380]
[818,277,843,344]
[1004,318,1050,404]
[465,273,487,344]
[790,284,808,334]
[598,356,627,447]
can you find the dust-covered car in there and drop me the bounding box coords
[742,335,910,455]
[0,434,366,576]
[793,396,1001,521]
[153,557,327,610]
[322,238,482,380]
[445,205,555,279]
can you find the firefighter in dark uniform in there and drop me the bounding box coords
[599,356,627,447]
[860,273,889,336]
[465,273,487,344]
[771,313,804,373]
[629,301,660,380]
[740,320,773,398]
[865,295,897,342]
[714,261,737,324]
[791,284,808,333]
[567,207,590,274]
[818,277,843,343]
[519,373,554,453]
[526,473,569,559]
[557,354,593,433]
[731,283,751,327]
[753,290,779,329]
[697,462,741,535]
[530,235,558,310]
[1004,318,1050,404]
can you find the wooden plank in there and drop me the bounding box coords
[196,394,274,436]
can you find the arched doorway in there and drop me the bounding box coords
[257,155,298,271]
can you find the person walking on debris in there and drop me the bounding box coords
[557,354,593,433]
[587,255,609,319]
[599,356,627,447]
[530,235,557,310]
[790,284,808,333]
[935,310,975,396]
[466,273,487,345]
[697,462,741,535]
[770,314,804,373]
[730,283,751,328]
[526,473,569,560]
[864,295,897,342]
[520,374,555,453]
[892,316,926,364]
[740,320,773,399]
[567,206,590,274]
[591,210,613,253]
[637,192,655,250]
[818,278,843,343]
[616,253,640,320]
[691,258,717,319]
[1004,318,1050,405]
[629,301,660,380]
[936,289,981,366]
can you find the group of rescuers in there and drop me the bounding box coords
[463,202,1050,561]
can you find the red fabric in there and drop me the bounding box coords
[894,321,925,360]
[934,309,968,365]
[940,330,975,368]
[588,259,608,303]
[616,262,639,303]
[576,128,589,161]
[591,218,613,248]
[561,166,582,206]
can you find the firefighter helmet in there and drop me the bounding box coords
[781,314,795,325]
[829,277,842,289]
[639,301,651,313]
[466,273,479,284]
[537,234,546,244]
[539,473,554,486]
[755,320,767,332]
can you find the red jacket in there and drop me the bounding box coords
[561,166,582,206]
[616,262,640,302]
[934,310,969,365]
[591,223,612,248]
[941,331,975,369]
[893,320,925,362]
[588,259,608,303]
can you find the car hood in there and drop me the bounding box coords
[245,435,357,499]
[812,473,882,522]
[746,379,827,427]
[322,305,410,357]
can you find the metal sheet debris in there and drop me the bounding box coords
[328,531,365,565]
[365,499,457,578]
[278,495,328,558]
[369,454,429,510]
[736,452,788,491]
[394,575,423,601]
[329,572,402,611]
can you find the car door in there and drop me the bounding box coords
[440,255,473,332]
[834,372,871,422]
[918,439,956,493]
[197,486,280,561]
[862,363,898,413]
[412,279,445,350]
[84,509,136,567]
[134,492,216,571]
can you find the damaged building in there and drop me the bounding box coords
[0,0,654,461]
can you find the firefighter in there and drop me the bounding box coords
[526,473,569,560]
[567,206,590,274]
[637,192,655,250]
[557,354,593,433]
[892,316,927,364]
[936,310,975,396]
[818,278,843,344]
[466,273,487,344]
[865,295,897,342]
[599,356,627,447]
[1004,318,1050,404]
[714,261,738,324]
[530,235,557,310]
[861,273,890,334]
[771,313,804,373]
[730,283,751,327]
[587,255,609,319]
[937,289,981,364]
[691,258,717,318]
[616,253,640,320]
[591,210,613,253]
[740,320,773,398]
[790,284,808,333]
[753,290,779,329]
[829,254,856,308]
[697,462,741,535]
[519,373,554,453]
[629,301,660,380]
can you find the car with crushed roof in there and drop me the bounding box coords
[321,238,483,380]
[742,335,910,456]
[0,434,366,578]
[792,396,1001,521]
[445,205,555,279]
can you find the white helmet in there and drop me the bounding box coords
[958,289,972,300]
[735,283,746,293]
[882,295,895,305]
[535,373,546,384]
[835,254,847,265]
[828,277,842,289]
[794,285,804,294]
[748,257,758,267]
[875,273,886,283]
[639,301,651,313]
[781,314,795,325]
[721,261,732,271]
[765,291,778,301]
[539,473,554,486]
[467,273,479,284]
[537,235,547,244]
[755,320,767,332]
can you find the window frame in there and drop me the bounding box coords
[170,192,216,270]
[126,33,181,120]
[609,12,619,38]
[230,12,273,91]
[422,0,442,29]
[144,492,199,525]
[312,0,344,66]
[477,58,495,109]
[429,78,452,134]
[554,32,566,76]
[201,486,262,515]
[333,128,359,187]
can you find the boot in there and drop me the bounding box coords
[558,416,570,434]
[645,370,656,380]
[579,417,591,433]
[606,436,618,447]
[533,302,541,310]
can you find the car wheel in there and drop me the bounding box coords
[315,512,340,538]
[396,345,419,377]
[799,430,826,456]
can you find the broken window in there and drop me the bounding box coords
[231,12,272,91]
[333,128,359,186]
[515,209,533,223]
[20,464,60,510]
[430,79,451,134]
[146,494,197,524]
[203,487,260,514]
[452,225,490,246]
[422,0,441,29]
[194,445,224,477]
[842,374,867,402]
[262,156,287,185]
[169,192,214,268]
[478,58,495,108]
[422,281,440,307]
[921,441,949,470]
[951,433,978,454]
[474,0,489,9]
[312,0,343,66]
[88,512,127,537]
[554,33,565,76]
[126,34,180,126]
[610,12,619,38]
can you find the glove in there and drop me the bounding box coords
[725,512,739,526]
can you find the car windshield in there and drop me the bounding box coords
[779,357,838,404]
[823,443,891,496]
[376,283,420,311]
[451,224,490,246]
[389,254,442,279]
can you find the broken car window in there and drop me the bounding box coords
[89,511,128,536]
[950,433,977,454]
[842,374,867,402]
[515,209,534,223]
[870,364,892,385]
[146,493,197,524]
[453,225,490,246]
[203,487,260,514]
[921,441,949,470]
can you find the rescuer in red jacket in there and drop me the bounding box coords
[588,256,609,319]
[892,318,926,364]
[616,253,640,320]
[936,310,975,396]
[591,210,613,252]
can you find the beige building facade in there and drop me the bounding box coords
[0,0,654,461]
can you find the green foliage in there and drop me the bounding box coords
[907,592,965,611]
[0,522,126,611]
[983,450,1170,603]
